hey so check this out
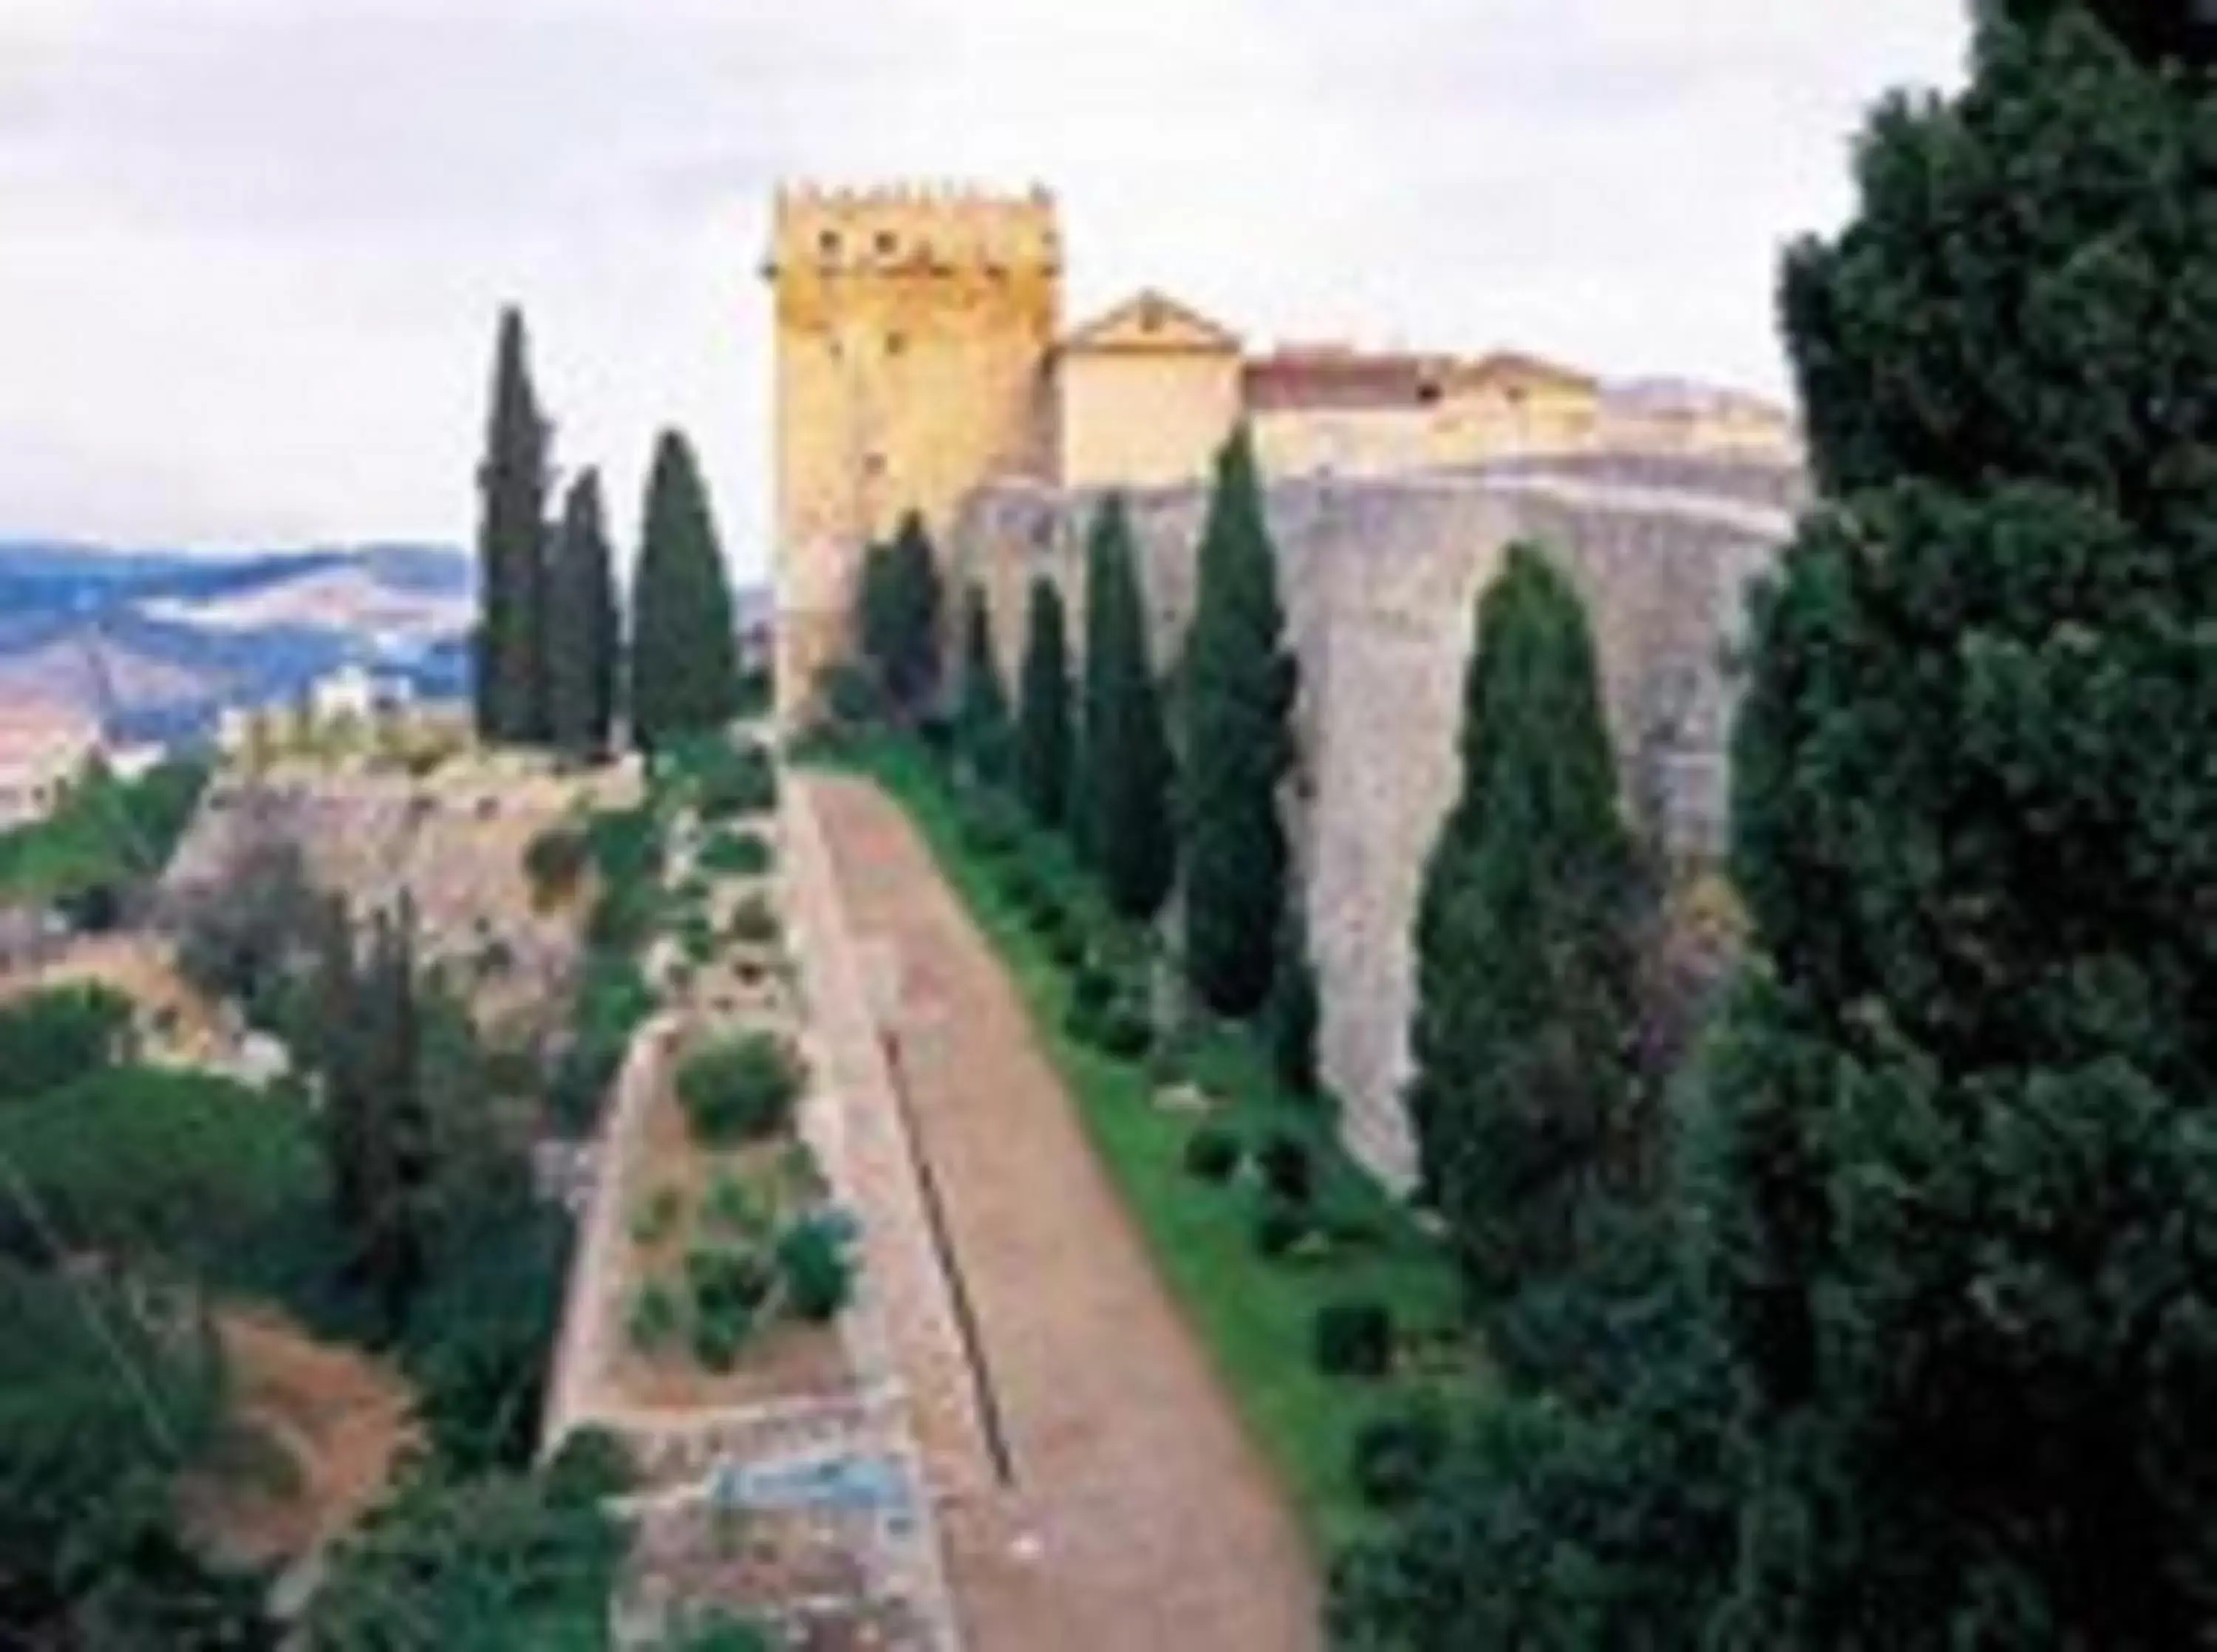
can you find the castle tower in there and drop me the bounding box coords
[766,182,1062,711]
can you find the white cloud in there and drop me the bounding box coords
[0,0,1968,573]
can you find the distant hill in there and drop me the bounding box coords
[0,542,474,743]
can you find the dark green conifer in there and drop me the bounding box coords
[545,469,620,760]
[472,307,551,744]
[1407,543,1638,1303]
[1075,495,1176,920]
[629,430,738,752]
[1015,577,1073,829]
[1179,426,1297,1017]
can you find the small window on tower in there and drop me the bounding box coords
[875,230,897,258]
[886,330,907,358]
[863,453,888,478]
[818,229,840,259]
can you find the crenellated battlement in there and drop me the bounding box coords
[769,180,1060,276]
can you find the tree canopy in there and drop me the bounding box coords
[1015,576,1074,828]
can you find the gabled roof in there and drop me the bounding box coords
[1060,289,1242,355]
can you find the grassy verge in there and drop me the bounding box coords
[814,736,1473,1553]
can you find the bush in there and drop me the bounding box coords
[1314,1299,1395,1379]
[679,909,717,966]
[1253,1199,1312,1260]
[1045,924,1086,970]
[1183,1124,1241,1183]
[693,741,778,820]
[1096,1003,1154,1062]
[630,1186,682,1246]
[522,827,589,907]
[774,1214,855,1322]
[958,798,1021,859]
[701,1172,769,1238]
[726,893,781,946]
[686,1244,772,1312]
[544,1425,636,1504]
[1071,963,1117,1015]
[0,983,132,1106]
[692,1304,750,1371]
[1350,1408,1446,1509]
[698,829,772,878]
[1259,1132,1315,1206]
[675,1033,806,1144]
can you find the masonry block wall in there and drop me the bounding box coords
[953,458,1789,1184]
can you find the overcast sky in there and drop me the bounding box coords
[0,0,1969,580]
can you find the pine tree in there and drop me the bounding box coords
[1407,543,1638,1305]
[1697,10,2217,1640]
[1180,426,1297,1017]
[473,307,551,745]
[1015,577,1073,829]
[1076,494,1176,920]
[629,430,738,753]
[953,584,1012,784]
[545,469,620,760]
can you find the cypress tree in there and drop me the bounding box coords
[953,584,1012,784]
[1407,543,1638,1305]
[1693,11,2217,1640]
[855,539,899,699]
[545,469,620,760]
[1180,426,1297,1017]
[882,510,944,716]
[1266,895,1320,1097]
[1076,494,1176,920]
[472,307,551,745]
[629,429,738,753]
[1015,577,1073,829]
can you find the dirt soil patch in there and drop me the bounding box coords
[175,1308,418,1569]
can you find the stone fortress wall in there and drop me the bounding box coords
[951,454,1796,1184]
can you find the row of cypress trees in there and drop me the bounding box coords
[936,428,1316,1080]
[473,307,739,758]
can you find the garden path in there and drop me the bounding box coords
[810,773,1318,1652]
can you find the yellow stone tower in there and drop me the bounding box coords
[766,182,1062,711]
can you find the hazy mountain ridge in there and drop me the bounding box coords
[0,541,474,741]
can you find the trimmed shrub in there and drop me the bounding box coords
[1071,963,1118,1015]
[1259,1132,1315,1206]
[1313,1298,1395,1379]
[630,1185,683,1246]
[676,1033,806,1144]
[686,1245,772,1319]
[545,1425,636,1503]
[726,893,780,946]
[694,741,778,820]
[627,1279,681,1352]
[692,1304,750,1371]
[701,1172,769,1238]
[1349,1407,1447,1509]
[523,826,590,907]
[775,1214,856,1322]
[698,829,772,878]
[1183,1124,1241,1183]
[1253,1199,1312,1260]
[1096,1004,1153,1062]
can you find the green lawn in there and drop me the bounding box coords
[818,737,1474,1553]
